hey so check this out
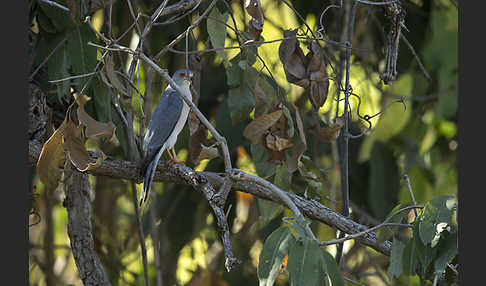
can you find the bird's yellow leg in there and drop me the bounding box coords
[166,148,175,161]
[171,147,185,165]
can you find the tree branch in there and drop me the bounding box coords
[29,139,393,256]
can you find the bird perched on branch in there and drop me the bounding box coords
[139,69,194,206]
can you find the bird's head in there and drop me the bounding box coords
[172,69,194,87]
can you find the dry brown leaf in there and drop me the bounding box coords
[64,119,107,172]
[306,41,329,110]
[197,144,219,161]
[243,110,283,144]
[103,54,128,97]
[245,0,264,41]
[36,119,67,190]
[188,111,200,136]
[265,133,292,152]
[278,29,309,87]
[319,116,344,141]
[63,119,90,170]
[74,93,116,140]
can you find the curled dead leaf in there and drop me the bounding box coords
[36,119,67,190]
[197,144,220,161]
[63,119,106,172]
[265,133,292,152]
[243,110,283,144]
[319,116,344,141]
[278,29,308,87]
[245,0,264,41]
[74,93,116,140]
[102,54,128,97]
[306,41,329,110]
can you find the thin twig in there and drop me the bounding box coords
[319,205,422,246]
[131,182,150,286]
[401,34,431,81]
[49,71,99,83]
[29,34,69,82]
[153,0,220,63]
[403,174,419,218]
[38,0,70,11]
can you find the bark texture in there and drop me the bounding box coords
[64,170,112,286]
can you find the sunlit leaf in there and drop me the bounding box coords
[36,119,67,190]
[418,195,456,245]
[258,226,296,286]
[75,93,116,140]
[207,7,228,60]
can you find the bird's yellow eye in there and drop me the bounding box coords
[179,73,185,78]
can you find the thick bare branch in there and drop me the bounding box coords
[29,139,393,256]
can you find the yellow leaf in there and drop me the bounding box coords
[243,110,283,144]
[36,120,67,190]
[74,93,116,140]
[64,119,106,172]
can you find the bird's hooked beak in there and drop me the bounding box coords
[185,71,194,83]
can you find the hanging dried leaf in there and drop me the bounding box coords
[75,93,116,140]
[306,42,329,110]
[64,119,105,172]
[243,110,283,144]
[197,144,220,161]
[265,133,292,152]
[278,29,309,87]
[245,0,264,41]
[36,119,67,190]
[103,54,128,97]
[319,116,344,141]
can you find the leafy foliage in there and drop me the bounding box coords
[29,0,458,285]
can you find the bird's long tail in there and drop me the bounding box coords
[140,159,156,207]
[139,146,166,207]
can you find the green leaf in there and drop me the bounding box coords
[377,203,412,243]
[38,0,76,32]
[207,8,228,60]
[90,76,112,123]
[320,249,345,286]
[297,156,326,200]
[414,222,437,277]
[418,195,456,245]
[251,143,276,178]
[387,238,405,280]
[258,226,296,286]
[67,23,97,89]
[402,237,418,276]
[287,238,326,286]
[274,162,292,191]
[433,231,458,273]
[367,142,400,219]
[257,199,283,222]
[46,33,70,103]
[226,55,258,124]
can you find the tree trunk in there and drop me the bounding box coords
[64,170,112,286]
